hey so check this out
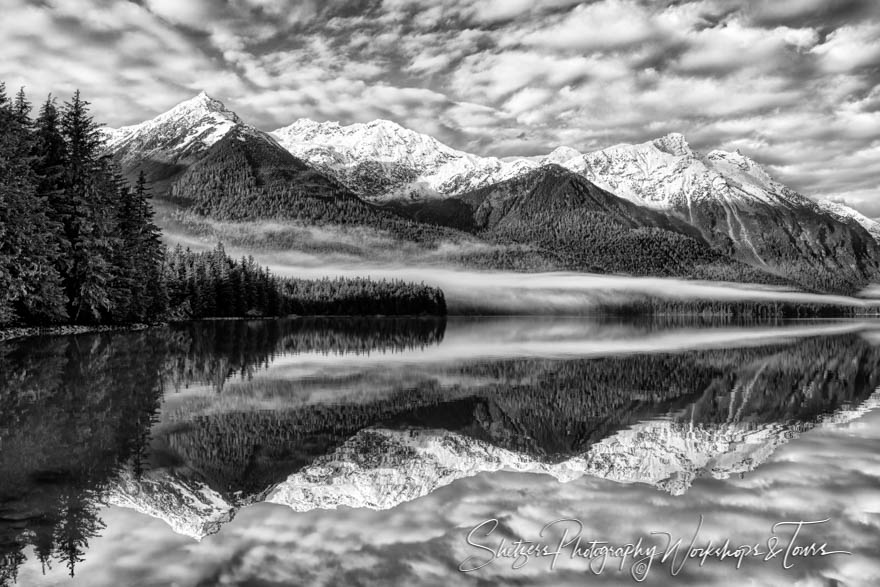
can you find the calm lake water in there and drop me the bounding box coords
[2,317,880,586]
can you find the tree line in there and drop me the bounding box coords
[164,243,446,319]
[0,83,447,328]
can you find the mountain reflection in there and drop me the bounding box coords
[2,317,880,583]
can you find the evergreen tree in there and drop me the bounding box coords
[134,172,168,318]
[12,86,31,121]
[59,90,119,323]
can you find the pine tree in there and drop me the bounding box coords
[13,86,31,121]
[134,172,168,318]
[59,90,119,323]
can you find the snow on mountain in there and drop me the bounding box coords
[103,92,272,166]
[817,200,880,241]
[272,118,461,171]
[109,97,874,240]
[106,97,875,235]
[560,134,813,212]
[269,117,827,219]
[271,118,539,199]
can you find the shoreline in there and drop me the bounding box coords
[0,323,160,343]
[4,309,879,343]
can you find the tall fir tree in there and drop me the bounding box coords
[59,90,119,323]
[13,86,31,121]
[34,94,72,262]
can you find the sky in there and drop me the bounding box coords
[2,0,880,213]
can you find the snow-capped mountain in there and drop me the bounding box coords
[271,118,537,199]
[106,92,247,163]
[561,134,808,211]
[269,119,803,211]
[101,92,356,219]
[107,94,879,253]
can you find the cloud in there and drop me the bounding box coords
[1,0,879,212]
[811,23,880,73]
[504,0,666,52]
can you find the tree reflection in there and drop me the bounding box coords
[1,318,879,583]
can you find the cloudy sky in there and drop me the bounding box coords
[3,0,880,213]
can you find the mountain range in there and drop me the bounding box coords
[102,93,880,294]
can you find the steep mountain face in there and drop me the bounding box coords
[106,92,243,162]
[102,92,376,219]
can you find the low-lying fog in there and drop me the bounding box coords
[162,222,880,315]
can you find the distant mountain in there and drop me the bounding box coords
[271,118,536,199]
[105,92,243,161]
[168,124,353,214]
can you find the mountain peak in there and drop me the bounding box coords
[104,91,246,163]
[544,146,583,165]
[652,132,693,157]
[168,92,239,121]
[365,118,403,129]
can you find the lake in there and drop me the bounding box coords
[2,317,879,586]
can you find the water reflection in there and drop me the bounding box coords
[1,317,880,584]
